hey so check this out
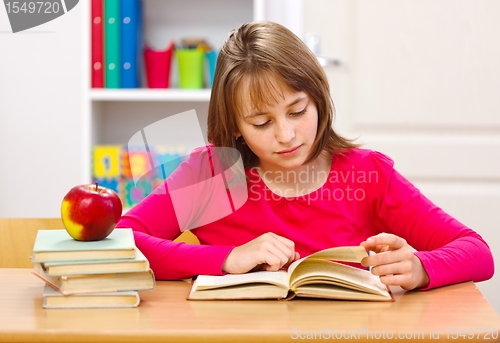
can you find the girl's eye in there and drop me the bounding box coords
[253,121,270,129]
[291,107,307,116]
[251,106,307,129]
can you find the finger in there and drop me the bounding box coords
[267,232,296,252]
[361,247,413,268]
[262,252,288,271]
[360,238,387,253]
[371,233,406,249]
[362,243,390,254]
[361,234,406,252]
[295,251,300,260]
[379,274,414,289]
[283,252,301,269]
[257,243,293,271]
[263,233,296,265]
[370,259,412,277]
[262,246,300,271]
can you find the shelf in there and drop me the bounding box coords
[90,89,212,102]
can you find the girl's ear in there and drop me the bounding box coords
[234,132,242,139]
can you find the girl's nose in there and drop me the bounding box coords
[275,119,295,143]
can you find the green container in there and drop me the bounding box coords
[176,49,205,89]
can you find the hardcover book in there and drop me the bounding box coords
[91,0,104,88]
[39,247,149,276]
[33,262,155,295]
[31,229,136,263]
[188,246,393,301]
[42,284,140,308]
[120,0,142,88]
[105,0,121,88]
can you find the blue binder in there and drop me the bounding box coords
[120,0,142,88]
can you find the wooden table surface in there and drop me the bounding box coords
[1,268,499,342]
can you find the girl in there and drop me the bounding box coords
[117,21,494,291]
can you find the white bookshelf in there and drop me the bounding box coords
[82,0,303,182]
[89,89,212,102]
[82,0,256,182]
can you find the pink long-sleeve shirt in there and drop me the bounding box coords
[117,147,494,290]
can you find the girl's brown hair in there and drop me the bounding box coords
[207,21,358,168]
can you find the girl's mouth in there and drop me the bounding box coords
[276,145,302,156]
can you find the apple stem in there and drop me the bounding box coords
[95,182,98,191]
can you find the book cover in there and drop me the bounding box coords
[33,263,155,295]
[105,0,121,88]
[188,246,393,301]
[120,0,142,88]
[40,247,149,276]
[31,229,136,263]
[91,0,104,88]
[42,284,140,308]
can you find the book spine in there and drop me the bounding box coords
[105,0,121,88]
[43,294,140,309]
[120,0,141,88]
[137,0,143,87]
[91,0,104,88]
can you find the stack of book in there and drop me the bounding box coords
[31,228,155,309]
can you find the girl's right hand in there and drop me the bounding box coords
[222,232,300,274]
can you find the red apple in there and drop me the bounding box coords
[61,183,122,241]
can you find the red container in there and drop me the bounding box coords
[144,41,174,88]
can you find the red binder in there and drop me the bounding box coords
[91,0,104,88]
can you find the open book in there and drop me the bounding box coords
[188,246,393,301]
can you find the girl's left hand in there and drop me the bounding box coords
[359,233,430,290]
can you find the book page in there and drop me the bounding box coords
[294,284,391,301]
[289,260,389,296]
[286,246,368,282]
[194,270,289,290]
[306,246,368,263]
[189,282,289,300]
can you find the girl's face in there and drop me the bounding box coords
[235,81,319,173]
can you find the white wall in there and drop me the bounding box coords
[0,4,84,217]
[303,0,500,315]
